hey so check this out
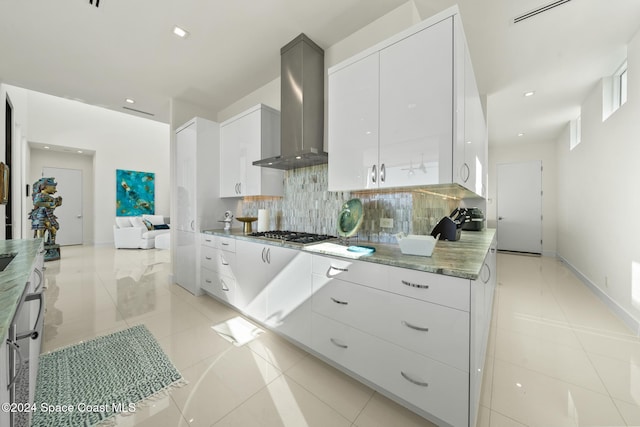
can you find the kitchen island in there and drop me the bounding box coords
[197,229,496,427]
[202,228,495,280]
[0,239,45,427]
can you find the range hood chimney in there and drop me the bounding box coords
[253,34,328,170]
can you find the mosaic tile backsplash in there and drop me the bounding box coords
[241,164,461,243]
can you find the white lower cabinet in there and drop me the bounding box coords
[214,239,314,347]
[202,235,494,427]
[200,234,237,305]
[311,312,468,427]
[312,275,469,371]
[311,253,491,427]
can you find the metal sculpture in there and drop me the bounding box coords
[29,177,63,261]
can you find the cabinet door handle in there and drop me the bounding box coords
[266,248,271,264]
[220,279,230,292]
[330,297,348,305]
[6,339,25,389]
[33,267,43,292]
[371,164,377,183]
[16,292,45,341]
[205,256,212,261]
[220,255,229,266]
[190,220,195,231]
[380,163,386,183]
[238,182,242,194]
[401,320,429,332]
[261,247,266,263]
[401,371,429,387]
[481,264,491,284]
[205,279,212,284]
[401,279,429,289]
[326,265,349,277]
[221,242,229,246]
[461,163,470,182]
[330,338,348,349]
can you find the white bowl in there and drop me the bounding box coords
[396,232,438,257]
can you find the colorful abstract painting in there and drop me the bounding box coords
[116,169,155,216]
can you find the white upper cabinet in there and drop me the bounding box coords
[220,104,284,198]
[328,9,486,196]
[453,17,487,197]
[328,53,379,191]
[378,18,453,189]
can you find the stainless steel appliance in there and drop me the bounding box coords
[461,207,485,231]
[248,230,336,245]
[253,34,327,170]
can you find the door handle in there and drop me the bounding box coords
[498,216,504,220]
[77,215,82,218]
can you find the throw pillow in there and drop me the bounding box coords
[130,217,146,229]
[115,217,132,228]
[153,224,170,230]
[142,219,153,230]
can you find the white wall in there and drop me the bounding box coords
[23,89,170,244]
[556,29,640,332]
[29,149,95,244]
[488,140,558,256]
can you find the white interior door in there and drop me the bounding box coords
[496,161,542,254]
[42,167,83,246]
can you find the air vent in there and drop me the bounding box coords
[122,106,154,116]
[513,0,571,23]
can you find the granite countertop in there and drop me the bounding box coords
[202,229,496,280]
[0,239,43,339]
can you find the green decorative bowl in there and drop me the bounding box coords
[338,199,364,238]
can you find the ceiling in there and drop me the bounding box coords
[1,0,639,146]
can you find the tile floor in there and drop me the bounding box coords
[40,246,640,426]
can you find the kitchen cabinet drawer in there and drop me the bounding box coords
[312,312,468,427]
[200,233,217,248]
[311,313,363,370]
[201,268,235,306]
[312,255,386,289]
[382,266,470,311]
[359,331,469,427]
[201,245,236,278]
[219,237,236,253]
[312,276,469,371]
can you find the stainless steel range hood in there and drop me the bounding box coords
[253,34,328,170]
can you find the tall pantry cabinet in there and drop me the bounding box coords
[174,117,235,295]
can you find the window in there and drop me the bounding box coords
[570,114,581,150]
[614,60,628,109]
[603,59,628,121]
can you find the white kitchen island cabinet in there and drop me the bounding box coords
[328,6,486,196]
[200,229,496,427]
[234,239,313,346]
[309,237,496,427]
[219,104,283,198]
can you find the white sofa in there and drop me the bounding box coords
[113,214,170,249]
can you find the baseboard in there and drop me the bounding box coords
[558,255,640,336]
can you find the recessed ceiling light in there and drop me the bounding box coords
[77,150,83,154]
[518,133,525,137]
[524,91,535,97]
[125,98,135,104]
[173,26,189,38]
[44,146,50,150]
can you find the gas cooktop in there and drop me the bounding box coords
[248,230,337,246]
